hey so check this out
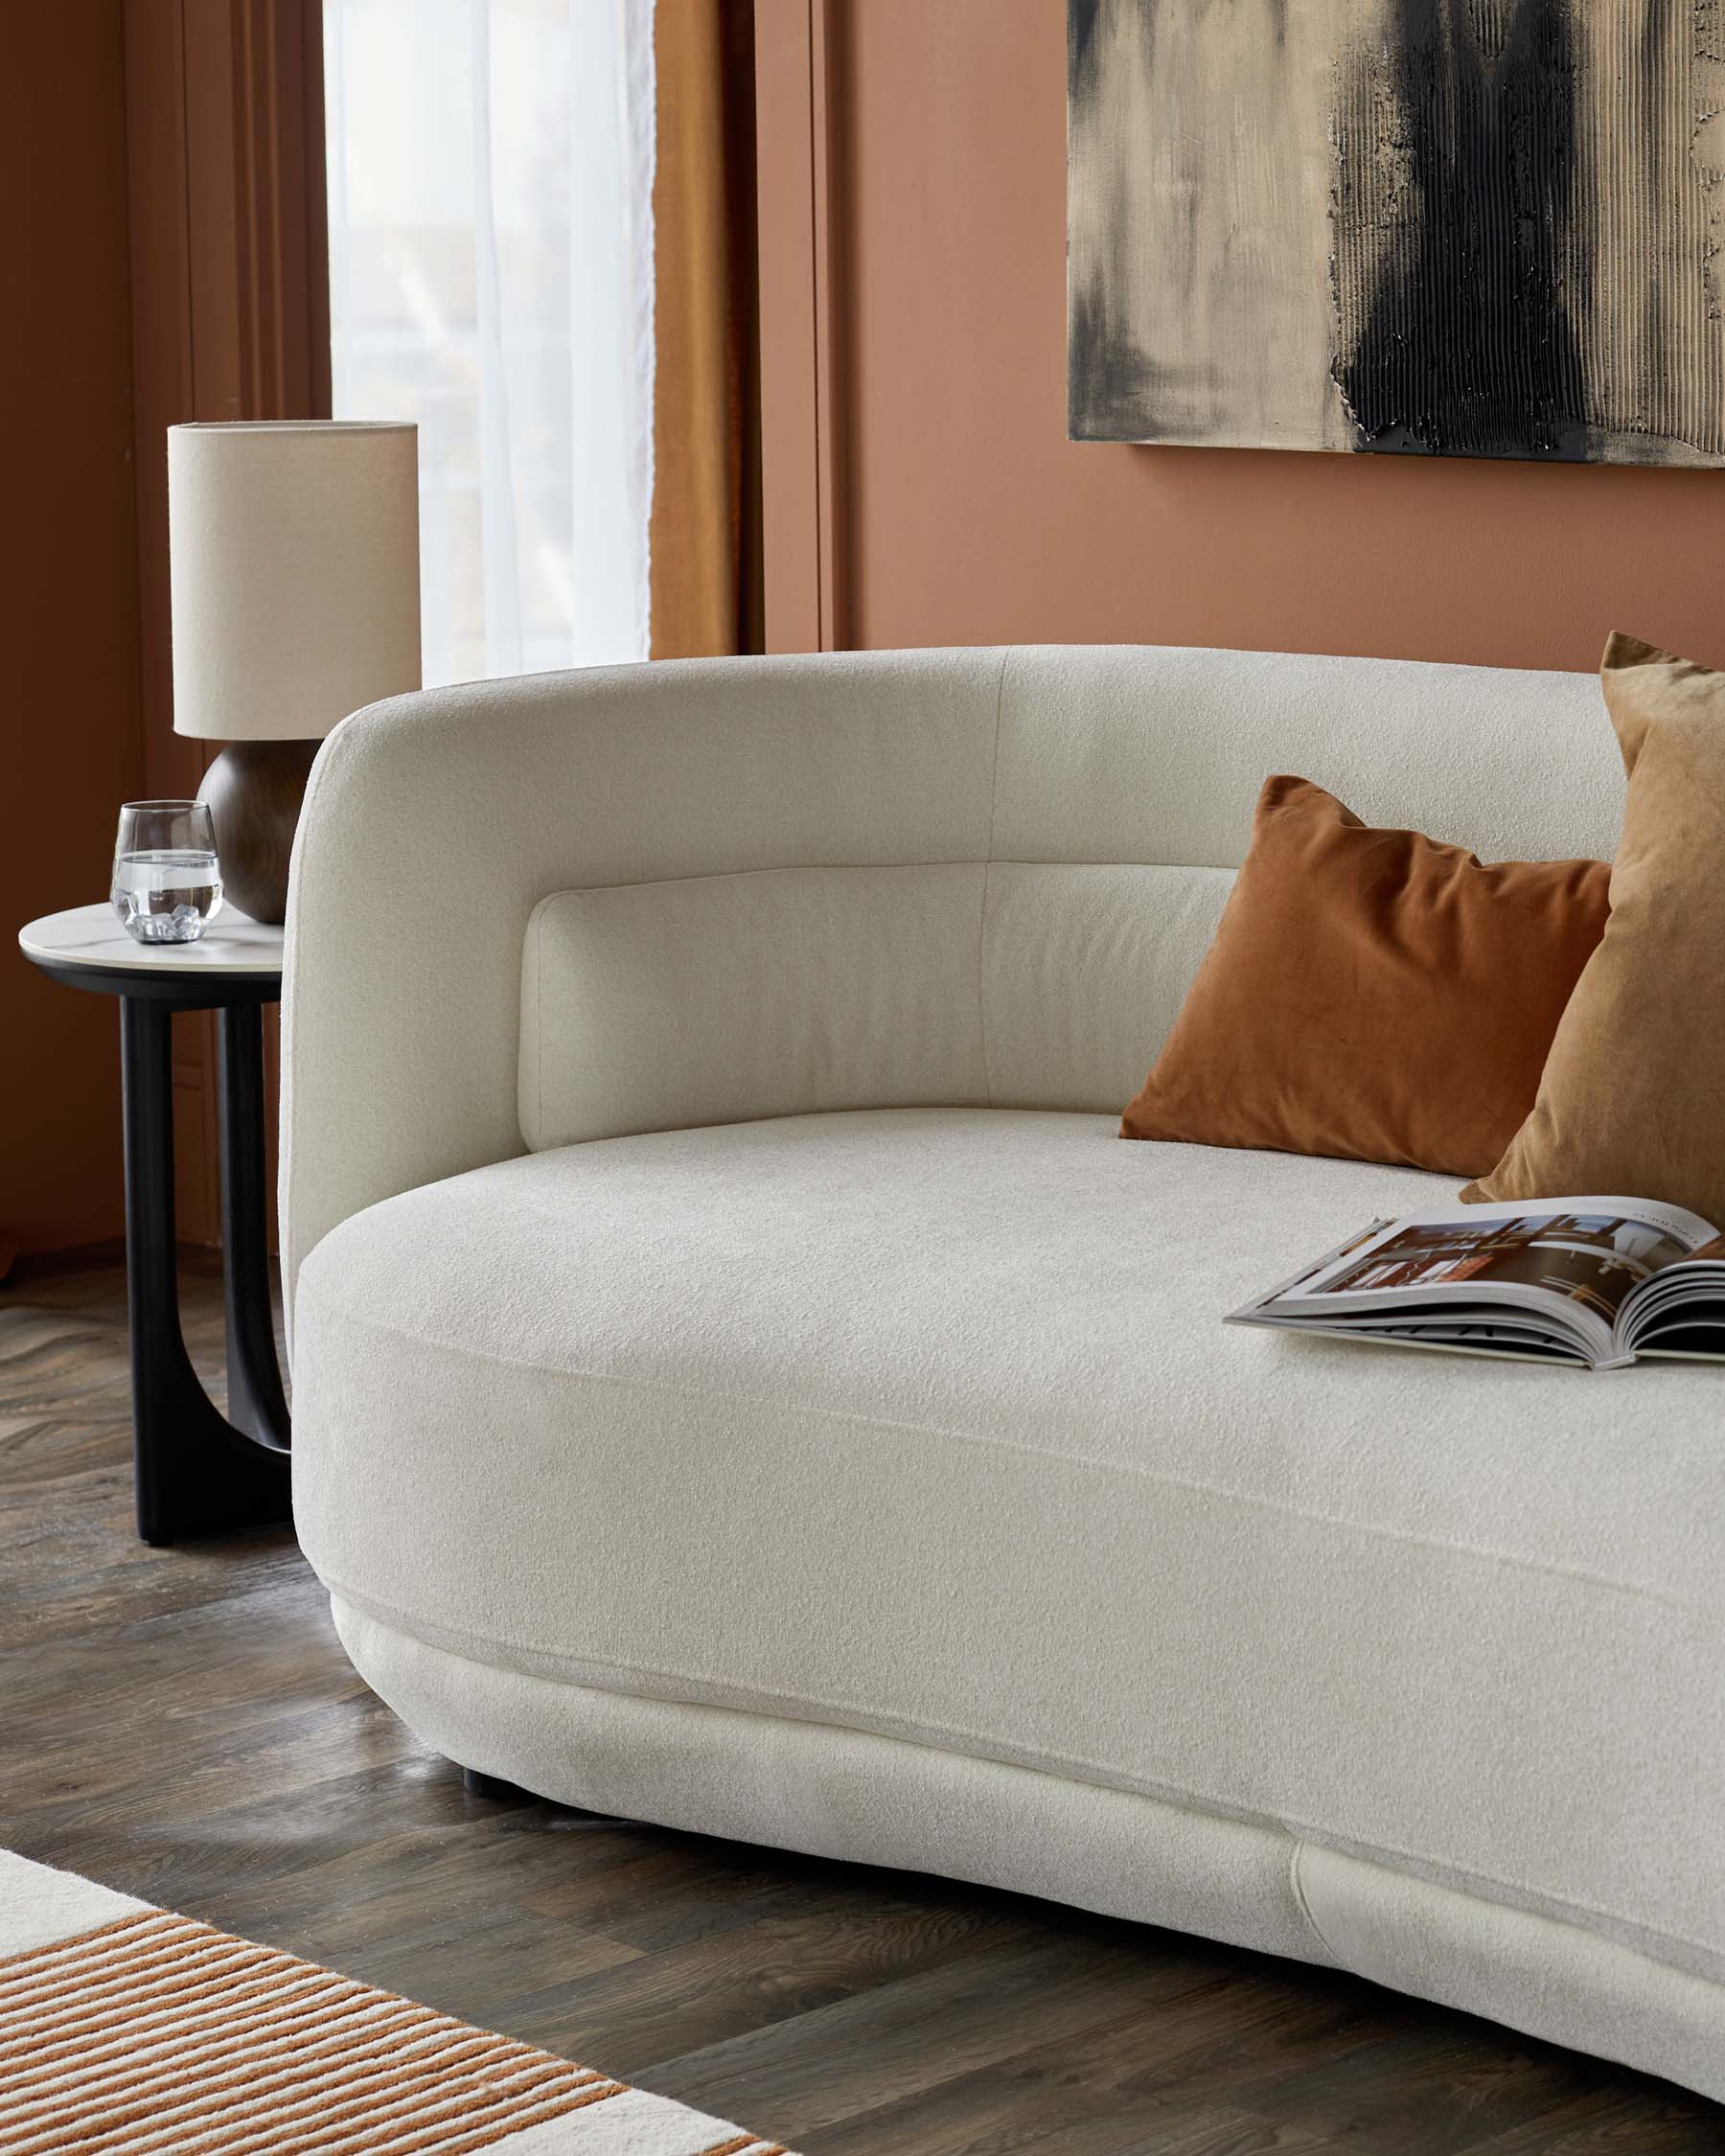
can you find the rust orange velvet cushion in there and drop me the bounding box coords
[1120,776,1611,1177]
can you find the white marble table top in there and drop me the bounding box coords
[18,903,284,978]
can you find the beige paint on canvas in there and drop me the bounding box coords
[1068,0,1378,449]
[1564,11,1725,463]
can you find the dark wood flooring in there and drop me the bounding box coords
[3,1253,1720,2154]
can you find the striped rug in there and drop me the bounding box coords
[0,1849,791,2155]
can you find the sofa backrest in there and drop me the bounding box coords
[515,645,1626,1148]
[285,644,1626,1314]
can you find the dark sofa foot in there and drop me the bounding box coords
[460,1765,527,1800]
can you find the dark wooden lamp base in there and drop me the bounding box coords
[196,738,322,926]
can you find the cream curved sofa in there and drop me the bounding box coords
[283,645,1725,2104]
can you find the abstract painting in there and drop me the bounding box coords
[1068,1,1725,465]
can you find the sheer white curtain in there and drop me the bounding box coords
[324,0,656,688]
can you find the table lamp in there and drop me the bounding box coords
[167,421,421,924]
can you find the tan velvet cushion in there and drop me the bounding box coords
[1465,633,1725,1220]
[1121,776,1610,1176]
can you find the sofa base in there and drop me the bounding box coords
[332,1594,1725,2107]
[459,1765,526,1800]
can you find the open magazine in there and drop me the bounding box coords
[1232,1197,1725,1370]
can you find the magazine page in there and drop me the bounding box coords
[1656,1231,1725,1268]
[1619,1230,1725,1360]
[1261,1310,1591,1365]
[1236,1196,1720,1364]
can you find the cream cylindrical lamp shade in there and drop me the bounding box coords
[167,421,421,922]
[169,421,420,738]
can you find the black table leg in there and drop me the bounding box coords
[119,998,291,1546]
[218,1005,292,1453]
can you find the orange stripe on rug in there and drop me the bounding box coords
[0,1864,795,2156]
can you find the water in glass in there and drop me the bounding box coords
[111,802,223,943]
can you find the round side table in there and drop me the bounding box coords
[18,904,292,1546]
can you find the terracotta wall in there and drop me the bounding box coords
[0,4,327,1265]
[757,0,1725,673]
[0,10,145,1263]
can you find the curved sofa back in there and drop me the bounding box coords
[283,645,1623,1322]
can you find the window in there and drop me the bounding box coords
[324,0,656,686]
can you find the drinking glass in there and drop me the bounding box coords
[111,801,224,944]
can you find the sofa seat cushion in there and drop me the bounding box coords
[291,1108,1725,1985]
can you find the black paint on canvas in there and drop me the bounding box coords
[1068,7,1153,440]
[1069,0,1106,93]
[1333,0,1590,460]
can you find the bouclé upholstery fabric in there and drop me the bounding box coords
[292,1112,1725,2054]
[284,645,1725,2101]
[519,860,1237,1150]
[281,644,1624,1311]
